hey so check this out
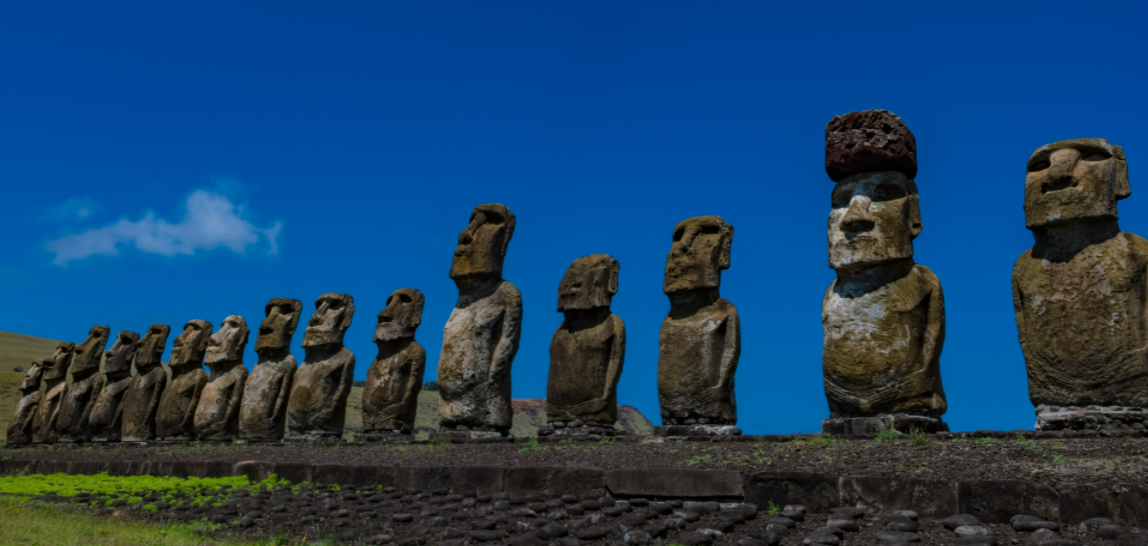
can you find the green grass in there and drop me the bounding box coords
[875,430,900,441]
[976,437,998,444]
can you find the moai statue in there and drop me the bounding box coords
[657,216,741,436]
[87,330,140,442]
[1013,138,1148,430]
[286,293,355,439]
[120,324,171,442]
[55,325,111,442]
[543,254,626,437]
[362,289,427,439]
[155,320,211,440]
[239,298,302,441]
[32,342,76,444]
[821,110,947,435]
[194,316,250,441]
[6,359,46,445]
[438,204,522,438]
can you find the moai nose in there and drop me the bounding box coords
[1045,148,1081,191]
[841,196,875,233]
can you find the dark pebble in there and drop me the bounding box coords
[803,533,840,545]
[509,535,541,546]
[575,526,608,540]
[877,531,920,543]
[558,538,582,546]
[1015,520,1059,532]
[769,516,796,528]
[957,536,998,546]
[470,529,503,542]
[679,532,715,546]
[831,507,865,519]
[367,535,393,545]
[1078,517,1114,533]
[814,526,844,538]
[442,527,465,538]
[944,514,981,530]
[538,523,568,539]
[1100,525,1129,540]
[886,521,919,533]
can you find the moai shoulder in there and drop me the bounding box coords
[240,297,302,441]
[362,288,427,438]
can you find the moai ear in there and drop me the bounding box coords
[1114,146,1131,200]
[607,259,620,296]
[409,290,426,329]
[338,297,356,332]
[718,222,734,270]
[908,194,924,239]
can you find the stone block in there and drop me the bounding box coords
[170,461,207,478]
[273,462,314,484]
[907,479,959,517]
[235,460,275,482]
[0,459,35,476]
[205,461,235,478]
[1059,483,1117,524]
[106,460,145,477]
[66,461,108,476]
[313,464,393,488]
[839,477,913,512]
[957,480,1058,523]
[39,460,70,475]
[607,468,743,499]
[143,461,173,477]
[1116,485,1148,529]
[395,466,452,492]
[452,466,505,495]
[745,472,838,513]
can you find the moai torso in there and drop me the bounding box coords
[56,326,110,442]
[820,110,946,424]
[547,255,626,427]
[438,204,521,433]
[155,320,210,440]
[240,298,302,440]
[88,330,140,442]
[33,342,76,443]
[1013,138,1148,415]
[657,216,740,426]
[363,288,427,434]
[286,293,356,438]
[194,316,249,440]
[6,359,45,445]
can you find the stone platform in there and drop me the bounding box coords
[822,414,948,435]
[653,424,742,437]
[1036,405,1148,431]
[429,430,511,442]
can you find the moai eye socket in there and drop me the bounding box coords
[1080,147,1112,162]
[672,227,685,242]
[1028,154,1051,173]
[400,294,412,303]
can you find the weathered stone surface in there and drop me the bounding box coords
[6,359,45,445]
[1012,138,1148,429]
[240,298,302,440]
[745,473,839,514]
[439,204,522,434]
[88,330,140,442]
[957,480,1058,523]
[120,324,170,442]
[194,316,249,440]
[546,255,625,427]
[825,109,917,182]
[33,342,76,443]
[607,468,743,499]
[363,288,426,435]
[55,325,111,442]
[822,111,946,426]
[287,293,355,438]
[156,320,211,440]
[658,216,739,426]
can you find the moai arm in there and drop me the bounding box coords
[487,298,523,384]
[145,378,165,432]
[179,376,207,435]
[313,354,355,426]
[272,370,293,420]
[1011,265,1032,365]
[921,269,946,375]
[715,307,741,396]
[223,372,247,435]
[80,374,105,430]
[601,316,626,405]
[400,347,427,416]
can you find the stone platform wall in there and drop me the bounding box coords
[3,458,1147,529]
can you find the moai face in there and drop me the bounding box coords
[135,324,171,367]
[206,315,249,366]
[302,293,355,348]
[43,342,76,381]
[558,254,619,311]
[170,320,212,368]
[664,216,733,294]
[449,204,516,281]
[827,172,922,271]
[104,330,140,376]
[70,325,111,375]
[375,288,424,342]
[1024,138,1130,229]
[19,359,45,392]
[255,298,302,356]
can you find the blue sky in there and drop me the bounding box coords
[2,1,1147,434]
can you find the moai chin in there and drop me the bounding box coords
[437,203,522,438]
[88,330,140,442]
[194,316,249,441]
[1012,138,1148,430]
[33,342,76,444]
[55,325,111,443]
[6,359,46,445]
[286,293,355,439]
[657,216,742,436]
[155,320,211,441]
[120,324,171,442]
[362,288,427,438]
[239,298,302,441]
[821,110,948,436]
[544,254,626,437]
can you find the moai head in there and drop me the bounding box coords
[302,293,355,348]
[170,319,212,369]
[1024,138,1130,229]
[375,288,424,343]
[559,254,620,311]
[70,325,111,376]
[449,204,516,282]
[43,341,76,382]
[825,110,922,272]
[255,297,303,357]
[664,216,733,294]
[135,324,171,369]
[104,330,140,376]
[205,315,250,368]
[19,359,45,392]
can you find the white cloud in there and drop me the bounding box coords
[45,189,282,266]
[42,196,101,222]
